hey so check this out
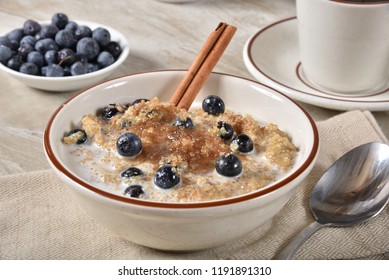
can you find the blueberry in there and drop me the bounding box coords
[41,66,48,76]
[97,51,114,68]
[20,62,39,75]
[70,61,88,76]
[27,51,44,68]
[215,154,242,177]
[121,167,143,179]
[0,45,12,64]
[92,27,111,47]
[23,19,41,36]
[74,53,88,64]
[232,134,254,153]
[57,48,76,66]
[74,25,92,40]
[101,104,119,119]
[44,50,58,65]
[0,36,12,48]
[86,62,100,73]
[202,95,225,115]
[116,132,142,157]
[8,40,19,52]
[76,37,100,60]
[123,185,144,198]
[20,35,36,47]
[173,116,194,128]
[1,13,123,77]
[45,64,64,77]
[64,21,78,33]
[51,13,69,29]
[63,66,71,76]
[7,28,24,42]
[55,30,76,48]
[38,24,59,39]
[104,41,122,59]
[18,43,34,59]
[66,129,87,144]
[217,121,234,140]
[154,165,180,189]
[6,55,23,71]
[35,38,59,53]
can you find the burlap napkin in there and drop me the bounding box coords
[1,110,388,260]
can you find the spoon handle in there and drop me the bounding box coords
[274,221,325,260]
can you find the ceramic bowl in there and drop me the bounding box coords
[44,70,319,251]
[0,20,129,92]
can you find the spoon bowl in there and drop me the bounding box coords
[275,142,389,259]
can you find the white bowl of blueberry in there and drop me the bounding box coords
[0,13,129,92]
[44,70,319,251]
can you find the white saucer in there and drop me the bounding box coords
[243,17,389,111]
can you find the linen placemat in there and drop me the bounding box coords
[1,110,388,260]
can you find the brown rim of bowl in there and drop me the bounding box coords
[43,70,319,209]
[331,0,389,4]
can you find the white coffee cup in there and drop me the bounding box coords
[296,0,389,94]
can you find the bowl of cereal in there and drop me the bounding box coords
[44,70,319,251]
[0,13,129,92]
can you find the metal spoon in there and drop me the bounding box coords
[275,142,389,260]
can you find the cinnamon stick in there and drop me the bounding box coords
[170,22,237,110]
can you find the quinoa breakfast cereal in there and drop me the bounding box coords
[63,95,297,202]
